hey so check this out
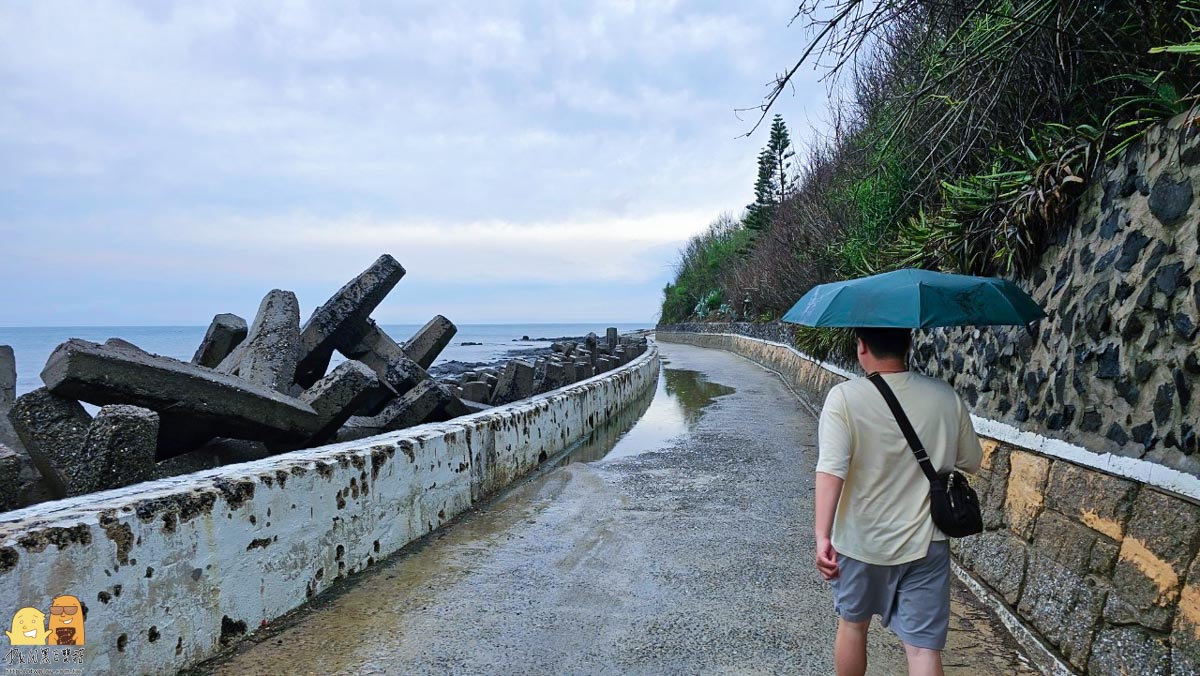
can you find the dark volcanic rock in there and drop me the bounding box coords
[1148,173,1193,226]
[1155,262,1186,297]
[1155,382,1175,425]
[1106,423,1129,446]
[1096,345,1120,379]
[1115,232,1151,272]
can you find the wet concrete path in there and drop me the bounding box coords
[202,341,1034,675]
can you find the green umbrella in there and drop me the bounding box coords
[781,268,1046,328]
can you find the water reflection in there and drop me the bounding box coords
[556,364,736,465]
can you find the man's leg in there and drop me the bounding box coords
[835,618,870,676]
[903,642,944,676]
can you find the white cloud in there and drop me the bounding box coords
[0,0,831,325]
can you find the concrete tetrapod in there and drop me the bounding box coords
[8,388,92,498]
[41,339,321,456]
[192,313,248,368]
[403,315,458,370]
[294,254,407,388]
[217,290,301,393]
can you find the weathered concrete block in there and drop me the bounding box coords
[217,290,301,393]
[491,360,535,405]
[80,405,159,493]
[192,313,248,368]
[1005,451,1052,540]
[296,361,384,445]
[1017,554,1108,670]
[537,361,567,394]
[41,339,320,454]
[295,254,406,387]
[1088,625,1171,675]
[0,443,20,510]
[9,388,92,498]
[0,344,20,452]
[403,315,457,370]
[1044,460,1138,540]
[355,379,449,432]
[342,320,405,373]
[574,361,594,380]
[1107,488,1200,631]
[461,381,491,403]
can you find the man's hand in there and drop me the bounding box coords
[816,536,839,580]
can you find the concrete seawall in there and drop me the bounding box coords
[0,344,658,674]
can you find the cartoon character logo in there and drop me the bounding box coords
[5,607,49,645]
[47,595,85,646]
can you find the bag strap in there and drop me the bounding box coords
[867,373,939,484]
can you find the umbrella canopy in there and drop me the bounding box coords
[781,268,1047,329]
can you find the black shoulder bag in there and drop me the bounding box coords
[867,373,983,538]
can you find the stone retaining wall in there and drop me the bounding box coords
[0,344,658,674]
[658,329,1199,675]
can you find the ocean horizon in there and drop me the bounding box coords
[0,322,654,397]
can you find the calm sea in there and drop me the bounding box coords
[0,323,652,397]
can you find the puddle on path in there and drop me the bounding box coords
[556,360,736,465]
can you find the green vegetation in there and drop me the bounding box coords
[660,0,1200,363]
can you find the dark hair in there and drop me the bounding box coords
[854,327,912,359]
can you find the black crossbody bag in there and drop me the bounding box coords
[867,373,983,538]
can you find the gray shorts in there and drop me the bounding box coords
[830,541,951,650]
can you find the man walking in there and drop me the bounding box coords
[814,327,982,676]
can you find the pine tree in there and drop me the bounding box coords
[743,114,794,231]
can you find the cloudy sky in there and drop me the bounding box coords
[1,1,829,326]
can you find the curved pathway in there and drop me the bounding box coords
[201,341,1034,675]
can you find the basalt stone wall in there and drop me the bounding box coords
[657,327,1200,675]
[912,113,1200,477]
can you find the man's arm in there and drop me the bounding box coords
[815,387,850,581]
[815,471,844,580]
[955,397,983,474]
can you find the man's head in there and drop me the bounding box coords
[853,327,912,369]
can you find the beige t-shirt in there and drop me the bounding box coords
[816,372,983,565]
